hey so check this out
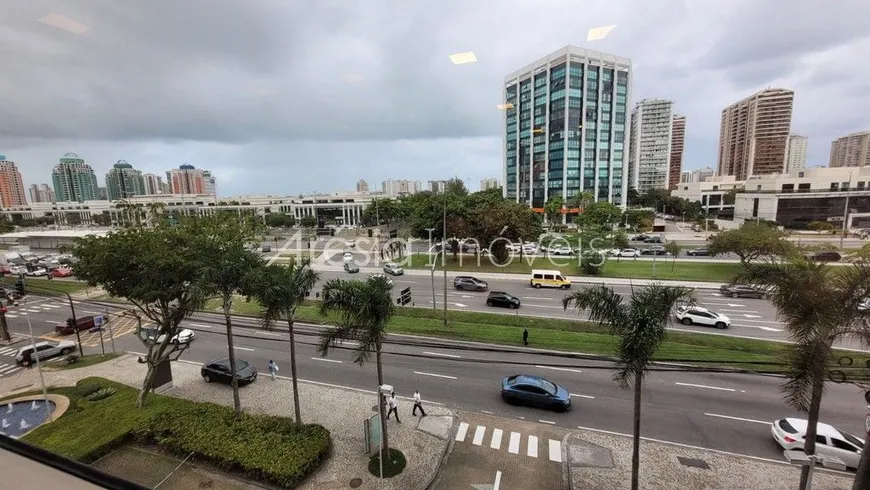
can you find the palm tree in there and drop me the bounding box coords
[563,284,694,490]
[251,259,319,426]
[318,275,395,458]
[735,259,870,490]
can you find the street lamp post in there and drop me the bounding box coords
[840,171,853,248]
[425,228,437,311]
[442,193,448,328]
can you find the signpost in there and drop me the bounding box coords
[94,315,106,355]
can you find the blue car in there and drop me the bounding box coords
[501,374,571,412]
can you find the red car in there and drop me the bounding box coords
[55,316,96,335]
[51,267,74,278]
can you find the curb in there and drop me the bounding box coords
[422,413,457,490]
[561,432,573,490]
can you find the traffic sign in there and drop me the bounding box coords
[865,413,870,434]
[94,315,104,327]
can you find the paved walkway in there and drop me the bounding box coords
[0,354,454,490]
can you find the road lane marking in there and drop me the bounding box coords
[42,304,60,309]
[4,314,17,318]
[522,296,553,300]
[233,346,256,352]
[189,323,214,329]
[705,413,770,425]
[732,324,784,332]
[494,470,502,490]
[490,428,503,449]
[472,426,486,446]
[44,320,58,324]
[413,371,457,380]
[549,439,562,462]
[570,393,595,399]
[423,351,461,358]
[535,365,582,373]
[539,419,556,425]
[719,309,759,313]
[527,435,538,457]
[455,422,469,441]
[27,309,42,313]
[508,432,520,454]
[675,382,735,392]
[310,357,342,364]
[482,410,494,415]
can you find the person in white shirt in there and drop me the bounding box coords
[268,360,279,381]
[387,392,401,423]
[412,389,427,417]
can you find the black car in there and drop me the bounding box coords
[486,291,521,309]
[201,358,258,386]
[719,284,767,299]
[686,248,710,256]
[810,251,841,263]
[454,276,488,291]
[640,247,667,256]
[344,262,359,273]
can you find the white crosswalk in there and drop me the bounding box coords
[0,345,22,377]
[454,422,563,463]
[0,363,22,376]
[0,346,19,356]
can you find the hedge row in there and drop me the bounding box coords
[135,403,331,488]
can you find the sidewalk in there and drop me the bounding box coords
[311,264,725,290]
[0,354,454,490]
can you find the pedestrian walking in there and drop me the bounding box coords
[412,389,427,417]
[387,392,401,423]
[268,360,279,381]
[522,327,528,346]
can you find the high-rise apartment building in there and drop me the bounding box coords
[166,164,214,195]
[627,99,677,192]
[428,180,447,194]
[105,160,146,200]
[669,115,686,190]
[503,45,632,211]
[28,183,55,203]
[829,131,870,168]
[381,179,421,196]
[681,167,716,184]
[356,179,370,193]
[142,173,166,195]
[0,156,27,208]
[785,134,808,173]
[480,178,500,191]
[51,153,99,202]
[717,88,794,180]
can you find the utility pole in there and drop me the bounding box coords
[442,193,448,328]
[840,171,853,248]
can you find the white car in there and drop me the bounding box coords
[383,262,404,275]
[157,328,196,344]
[15,340,77,365]
[370,273,393,287]
[25,267,48,277]
[675,306,731,329]
[549,247,574,256]
[772,418,864,470]
[617,249,639,258]
[342,252,354,263]
[346,240,356,248]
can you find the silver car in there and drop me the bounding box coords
[15,340,78,365]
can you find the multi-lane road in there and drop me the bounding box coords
[1,293,868,470]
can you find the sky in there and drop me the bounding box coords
[1,0,869,197]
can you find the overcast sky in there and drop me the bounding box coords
[2,0,868,197]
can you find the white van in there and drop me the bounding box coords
[530,269,571,289]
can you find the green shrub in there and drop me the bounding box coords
[73,383,102,398]
[85,388,117,401]
[135,404,331,487]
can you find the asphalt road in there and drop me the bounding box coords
[4,299,867,468]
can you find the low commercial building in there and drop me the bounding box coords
[671,175,743,218]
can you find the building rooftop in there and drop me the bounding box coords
[0,229,110,239]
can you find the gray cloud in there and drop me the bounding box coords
[1,0,868,196]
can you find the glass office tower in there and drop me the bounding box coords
[503,46,632,218]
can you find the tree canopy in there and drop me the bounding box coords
[707,222,793,263]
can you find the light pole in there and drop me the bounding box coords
[23,293,51,422]
[425,228,437,311]
[442,192,448,328]
[840,171,853,248]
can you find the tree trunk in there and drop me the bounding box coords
[798,374,826,490]
[223,301,242,419]
[631,371,643,490]
[852,433,870,490]
[136,361,158,408]
[377,346,389,457]
[286,315,302,427]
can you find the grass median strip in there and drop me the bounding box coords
[403,253,741,282]
[1,276,90,295]
[45,353,123,371]
[8,377,330,488]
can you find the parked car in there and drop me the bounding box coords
[201,358,258,385]
[157,328,195,344]
[383,262,404,275]
[645,236,663,243]
[55,316,96,335]
[15,340,77,366]
[640,247,667,256]
[344,262,360,273]
[719,284,767,299]
[454,276,488,291]
[549,247,574,256]
[811,251,842,262]
[685,248,710,256]
[617,249,639,258]
[342,252,354,263]
[771,418,864,470]
[261,244,271,253]
[51,267,74,278]
[25,267,48,277]
[675,306,731,329]
[486,291,521,309]
[501,375,571,412]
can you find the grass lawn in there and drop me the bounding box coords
[46,353,123,371]
[1,277,90,295]
[7,378,330,487]
[403,253,742,282]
